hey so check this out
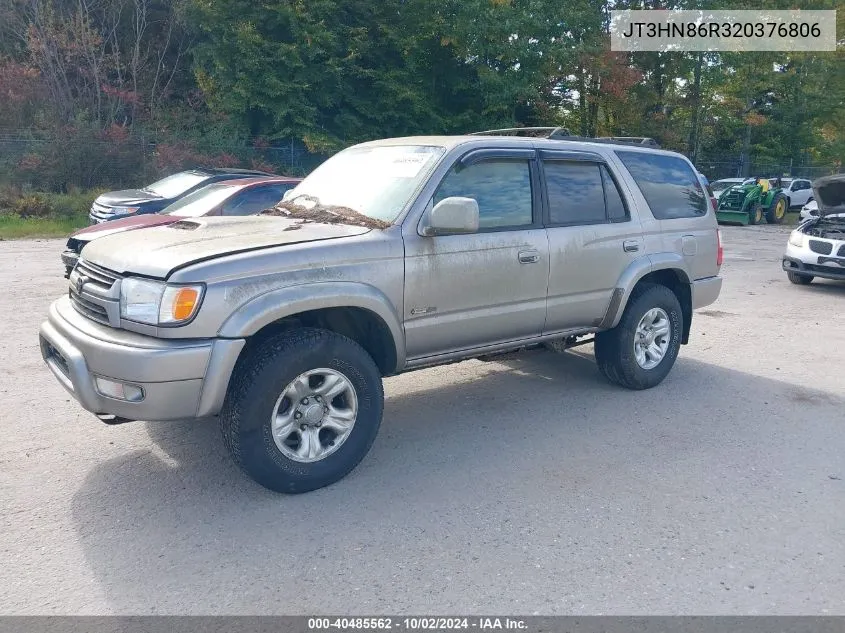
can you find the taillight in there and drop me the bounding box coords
[716,229,724,267]
[711,197,717,211]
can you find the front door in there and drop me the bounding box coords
[403,155,549,360]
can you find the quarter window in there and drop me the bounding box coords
[616,151,707,219]
[434,160,533,229]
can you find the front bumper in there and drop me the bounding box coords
[783,256,845,281]
[783,240,845,281]
[39,296,244,421]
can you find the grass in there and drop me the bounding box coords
[0,213,88,240]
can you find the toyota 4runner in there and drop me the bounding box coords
[39,134,723,493]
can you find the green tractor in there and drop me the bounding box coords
[716,179,790,226]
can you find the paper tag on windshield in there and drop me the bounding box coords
[376,151,430,178]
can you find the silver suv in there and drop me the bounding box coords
[39,134,723,493]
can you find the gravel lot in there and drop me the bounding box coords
[1,225,843,615]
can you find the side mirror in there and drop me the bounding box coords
[422,197,479,236]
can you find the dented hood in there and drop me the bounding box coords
[813,174,845,217]
[79,215,371,278]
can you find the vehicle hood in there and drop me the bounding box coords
[80,215,372,278]
[813,174,845,217]
[96,189,163,207]
[71,214,177,242]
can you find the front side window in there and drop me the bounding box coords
[616,151,707,219]
[223,185,291,216]
[434,160,533,229]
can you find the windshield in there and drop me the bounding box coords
[146,171,210,198]
[712,180,739,192]
[162,183,240,217]
[281,145,445,222]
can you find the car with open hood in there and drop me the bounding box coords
[62,176,301,276]
[39,132,723,494]
[87,167,276,224]
[783,173,845,285]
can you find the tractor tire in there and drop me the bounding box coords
[748,204,764,225]
[766,193,788,224]
[787,271,813,285]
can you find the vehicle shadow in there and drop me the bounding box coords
[69,348,845,614]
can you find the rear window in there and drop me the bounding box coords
[616,151,707,219]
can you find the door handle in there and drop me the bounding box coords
[518,250,540,264]
[623,240,640,253]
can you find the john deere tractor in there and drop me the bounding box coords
[716,179,789,225]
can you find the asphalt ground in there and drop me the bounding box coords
[1,225,843,614]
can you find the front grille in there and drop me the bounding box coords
[69,288,110,324]
[75,259,122,291]
[809,240,833,255]
[90,201,113,215]
[68,259,122,325]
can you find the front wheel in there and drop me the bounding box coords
[594,284,683,390]
[748,204,764,225]
[787,271,813,285]
[220,328,384,493]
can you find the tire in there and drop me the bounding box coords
[787,271,813,285]
[220,327,384,493]
[594,284,683,390]
[766,193,788,224]
[748,203,763,225]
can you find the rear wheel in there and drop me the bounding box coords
[220,328,384,493]
[787,271,813,285]
[766,193,788,224]
[594,284,683,390]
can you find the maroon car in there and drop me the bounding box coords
[62,176,301,276]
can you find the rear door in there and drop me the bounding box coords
[615,150,717,281]
[541,153,645,332]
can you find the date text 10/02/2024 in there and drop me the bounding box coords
[308,617,528,630]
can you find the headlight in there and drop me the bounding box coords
[112,206,140,215]
[788,231,804,248]
[120,278,204,325]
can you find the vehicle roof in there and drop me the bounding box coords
[354,135,689,159]
[208,176,303,187]
[188,167,278,177]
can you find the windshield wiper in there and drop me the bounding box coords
[261,195,391,230]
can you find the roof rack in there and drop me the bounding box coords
[469,127,575,139]
[468,128,661,148]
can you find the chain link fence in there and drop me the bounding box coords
[695,157,842,182]
[0,129,326,192]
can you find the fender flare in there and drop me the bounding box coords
[601,253,692,329]
[218,281,405,372]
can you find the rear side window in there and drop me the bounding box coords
[544,162,629,225]
[545,162,605,224]
[616,151,707,219]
